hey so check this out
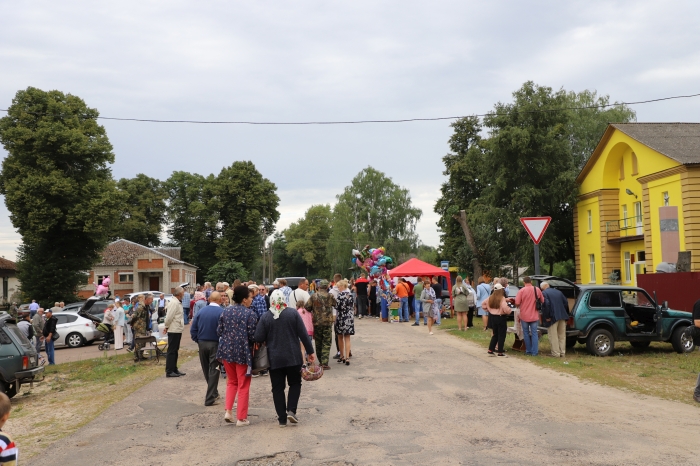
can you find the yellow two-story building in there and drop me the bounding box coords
[575,123,700,285]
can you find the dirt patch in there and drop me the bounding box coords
[237,451,300,466]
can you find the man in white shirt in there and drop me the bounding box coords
[287,278,310,308]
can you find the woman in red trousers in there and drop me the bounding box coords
[217,285,258,426]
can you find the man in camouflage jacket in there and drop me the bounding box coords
[305,280,337,368]
[131,293,154,362]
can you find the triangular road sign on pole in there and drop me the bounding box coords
[520,217,551,245]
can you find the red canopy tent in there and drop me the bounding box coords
[388,258,452,305]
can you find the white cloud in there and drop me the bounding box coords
[1,0,699,261]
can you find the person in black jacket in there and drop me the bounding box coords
[541,282,570,358]
[42,308,58,365]
[254,289,315,427]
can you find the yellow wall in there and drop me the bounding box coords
[577,197,601,283]
[576,128,683,285]
[619,240,645,285]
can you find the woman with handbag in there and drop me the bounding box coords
[216,285,259,426]
[452,276,470,331]
[482,283,512,357]
[254,289,315,427]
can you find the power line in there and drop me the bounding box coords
[1,92,699,125]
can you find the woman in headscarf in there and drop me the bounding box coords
[217,285,258,426]
[254,289,315,427]
[192,291,207,318]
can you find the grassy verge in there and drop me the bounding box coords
[10,349,196,460]
[441,318,700,404]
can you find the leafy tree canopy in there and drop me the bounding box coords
[436,82,636,278]
[114,174,167,247]
[0,87,122,304]
[215,161,280,268]
[205,260,249,284]
[285,204,333,277]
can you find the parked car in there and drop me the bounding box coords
[122,291,172,303]
[530,275,695,356]
[61,302,84,313]
[274,277,306,290]
[0,312,43,398]
[52,312,100,348]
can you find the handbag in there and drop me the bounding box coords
[301,360,323,381]
[534,287,542,311]
[52,331,60,341]
[252,344,270,374]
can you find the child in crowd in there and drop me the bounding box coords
[0,392,18,465]
[297,299,314,366]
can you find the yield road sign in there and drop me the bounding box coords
[520,217,551,244]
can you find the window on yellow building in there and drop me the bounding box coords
[587,210,592,232]
[622,205,628,228]
[663,192,669,206]
[589,254,596,283]
[624,252,631,283]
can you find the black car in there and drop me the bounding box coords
[0,313,44,398]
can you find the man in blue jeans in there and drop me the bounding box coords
[395,278,410,322]
[515,276,544,356]
[412,278,424,325]
[42,308,58,365]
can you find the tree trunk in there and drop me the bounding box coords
[452,210,483,280]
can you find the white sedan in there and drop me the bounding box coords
[53,312,100,348]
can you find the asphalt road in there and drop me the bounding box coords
[29,319,700,465]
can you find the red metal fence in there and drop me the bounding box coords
[636,272,700,313]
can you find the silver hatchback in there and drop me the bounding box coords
[53,312,100,348]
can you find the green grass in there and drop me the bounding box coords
[441,318,700,404]
[11,350,195,460]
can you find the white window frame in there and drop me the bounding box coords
[624,252,631,283]
[589,254,596,283]
[622,205,628,228]
[587,210,592,232]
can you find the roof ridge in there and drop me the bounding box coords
[111,238,184,264]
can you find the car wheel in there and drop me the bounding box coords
[566,337,578,348]
[0,382,17,399]
[586,328,615,356]
[66,332,85,348]
[672,326,695,353]
[630,341,651,349]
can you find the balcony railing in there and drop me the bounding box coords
[606,215,643,241]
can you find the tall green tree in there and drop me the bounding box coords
[114,174,167,247]
[327,167,422,273]
[0,87,122,304]
[214,161,280,270]
[205,260,249,284]
[284,204,333,277]
[436,82,636,277]
[164,171,219,279]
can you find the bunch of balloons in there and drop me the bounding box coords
[352,245,394,292]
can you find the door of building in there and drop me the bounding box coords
[149,276,159,291]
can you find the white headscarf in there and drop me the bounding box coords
[269,289,287,319]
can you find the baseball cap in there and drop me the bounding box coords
[493,283,504,290]
[319,279,330,289]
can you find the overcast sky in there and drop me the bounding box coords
[1,1,699,261]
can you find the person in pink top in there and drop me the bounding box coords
[296,299,314,366]
[482,283,512,356]
[515,276,545,356]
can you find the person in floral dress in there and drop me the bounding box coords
[334,279,355,365]
[216,285,258,426]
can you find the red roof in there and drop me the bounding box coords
[388,258,449,278]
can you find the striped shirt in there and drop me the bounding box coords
[0,430,17,465]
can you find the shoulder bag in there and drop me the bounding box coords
[252,343,270,374]
[534,286,542,311]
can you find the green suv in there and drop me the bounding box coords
[531,276,695,357]
[0,313,44,397]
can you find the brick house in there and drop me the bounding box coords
[78,239,197,299]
